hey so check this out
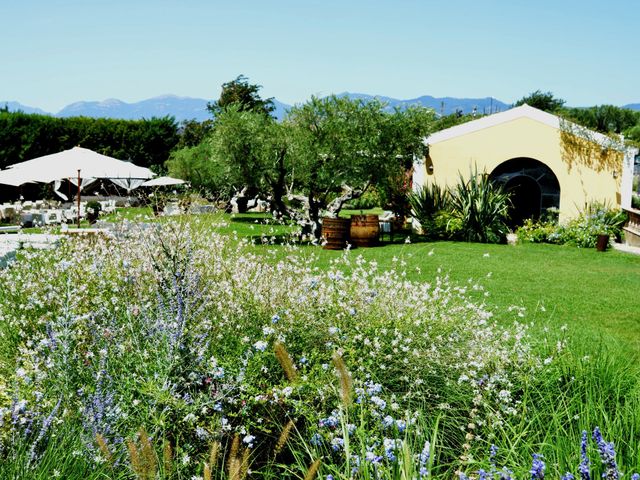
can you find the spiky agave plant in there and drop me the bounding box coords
[408,182,450,237]
[449,168,511,243]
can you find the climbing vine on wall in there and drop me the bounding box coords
[559,117,624,173]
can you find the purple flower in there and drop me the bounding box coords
[28,397,62,463]
[579,430,591,480]
[364,451,383,464]
[478,469,490,480]
[592,427,620,480]
[418,441,430,478]
[499,467,513,480]
[530,453,545,480]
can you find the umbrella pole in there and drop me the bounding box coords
[77,169,81,228]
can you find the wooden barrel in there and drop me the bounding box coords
[322,217,351,250]
[350,214,380,247]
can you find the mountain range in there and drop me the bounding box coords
[3,94,639,122]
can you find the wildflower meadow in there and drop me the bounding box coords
[0,216,638,479]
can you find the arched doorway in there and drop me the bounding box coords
[489,158,560,227]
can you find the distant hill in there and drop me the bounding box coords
[1,101,48,115]
[340,92,511,116]
[56,95,212,121]
[2,95,289,122]
[3,95,638,122]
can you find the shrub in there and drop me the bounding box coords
[559,202,626,247]
[448,169,511,243]
[517,218,562,244]
[85,200,102,224]
[517,202,628,247]
[408,183,450,238]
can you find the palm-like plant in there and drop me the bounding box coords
[449,168,512,243]
[408,182,450,237]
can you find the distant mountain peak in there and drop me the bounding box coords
[3,94,638,122]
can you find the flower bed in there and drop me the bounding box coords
[0,220,637,478]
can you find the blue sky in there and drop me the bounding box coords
[1,0,637,112]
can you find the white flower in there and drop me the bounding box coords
[262,326,275,336]
[243,434,255,447]
[253,340,268,351]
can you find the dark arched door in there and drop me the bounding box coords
[489,158,560,227]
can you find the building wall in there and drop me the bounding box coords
[415,116,623,222]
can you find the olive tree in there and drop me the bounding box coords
[286,95,435,237]
[205,105,290,213]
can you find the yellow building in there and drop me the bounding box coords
[413,105,637,225]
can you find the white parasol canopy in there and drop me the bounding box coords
[0,168,38,187]
[0,146,154,189]
[141,176,187,187]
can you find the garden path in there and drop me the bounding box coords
[613,242,640,256]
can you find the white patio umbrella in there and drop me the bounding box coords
[0,168,38,187]
[0,146,155,226]
[141,176,187,187]
[1,146,154,185]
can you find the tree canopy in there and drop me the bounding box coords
[515,90,566,113]
[171,94,436,235]
[206,75,275,118]
[0,111,179,170]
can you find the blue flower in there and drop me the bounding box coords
[370,396,386,410]
[253,340,268,352]
[478,469,490,480]
[579,430,591,480]
[364,451,383,464]
[382,415,395,428]
[530,453,545,480]
[592,427,620,480]
[331,437,344,451]
[418,441,430,478]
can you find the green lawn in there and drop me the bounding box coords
[288,240,640,354]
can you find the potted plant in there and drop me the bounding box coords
[85,200,102,224]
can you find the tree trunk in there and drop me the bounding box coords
[231,186,262,214]
[325,184,367,217]
[270,150,289,220]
